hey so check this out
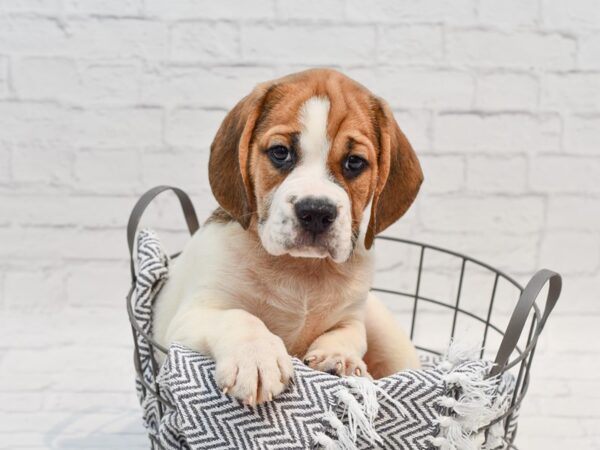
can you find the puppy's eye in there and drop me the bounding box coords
[268,145,295,170]
[270,145,290,161]
[343,155,368,178]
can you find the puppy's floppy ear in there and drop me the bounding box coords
[365,98,423,249]
[209,84,269,229]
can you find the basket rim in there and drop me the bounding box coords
[376,235,524,291]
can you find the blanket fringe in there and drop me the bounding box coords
[316,375,385,450]
[431,340,510,450]
[314,340,511,450]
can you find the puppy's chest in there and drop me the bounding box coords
[243,268,369,356]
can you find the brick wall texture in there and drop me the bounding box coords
[0,1,598,449]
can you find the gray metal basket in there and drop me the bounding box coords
[126,186,562,449]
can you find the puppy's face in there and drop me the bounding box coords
[209,69,423,263]
[253,95,374,262]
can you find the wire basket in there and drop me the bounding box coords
[126,186,562,450]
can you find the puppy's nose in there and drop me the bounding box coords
[294,197,338,234]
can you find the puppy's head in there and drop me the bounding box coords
[209,69,423,263]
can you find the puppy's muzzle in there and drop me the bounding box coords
[294,197,338,235]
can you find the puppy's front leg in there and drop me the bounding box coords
[303,318,369,377]
[166,306,294,405]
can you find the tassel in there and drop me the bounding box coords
[322,410,356,450]
[434,340,512,450]
[335,388,381,445]
[313,431,339,450]
[346,376,380,421]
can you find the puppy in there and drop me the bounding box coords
[153,69,423,406]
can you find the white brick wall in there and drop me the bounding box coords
[0,1,598,448]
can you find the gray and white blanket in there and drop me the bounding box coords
[132,229,518,450]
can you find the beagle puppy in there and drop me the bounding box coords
[153,69,423,406]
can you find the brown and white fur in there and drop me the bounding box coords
[153,69,424,406]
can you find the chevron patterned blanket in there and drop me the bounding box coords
[132,229,518,450]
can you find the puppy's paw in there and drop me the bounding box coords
[215,334,294,406]
[303,348,370,378]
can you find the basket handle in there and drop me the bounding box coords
[489,269,562,377]
[127,186,199,282]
